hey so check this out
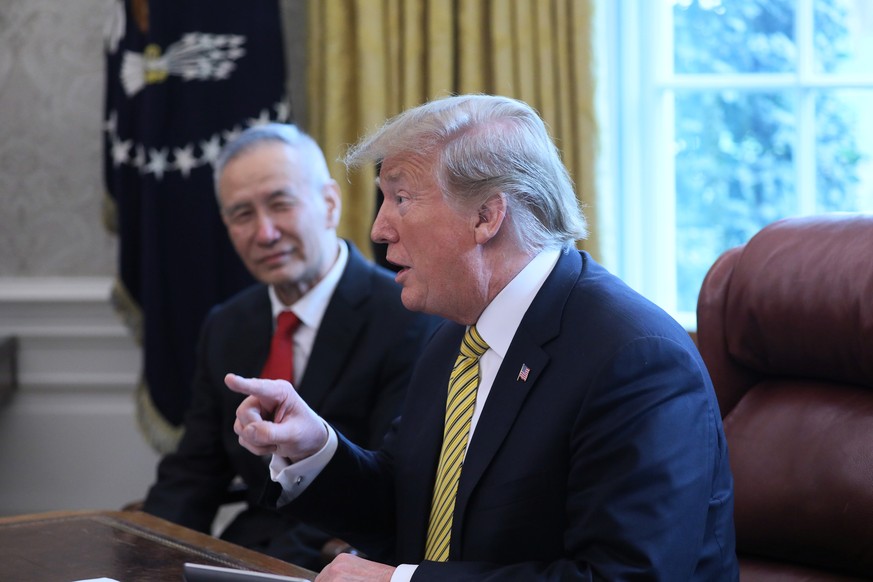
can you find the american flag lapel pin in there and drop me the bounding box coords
[517,363,531,382]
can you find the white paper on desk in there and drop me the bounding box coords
[72,578,120,582]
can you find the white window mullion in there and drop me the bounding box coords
[615,0,647,293]
[656,89,680,318]
[796,0,817,214]
[649,0,678,315]
[667,73,873,90]
[796,90,817,214]
[593,0,620,272]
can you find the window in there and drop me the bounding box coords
[597,0,873,327]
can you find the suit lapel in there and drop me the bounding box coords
[296,244,372,410]
[451,249,583,554]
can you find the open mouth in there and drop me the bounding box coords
[387,258,410,282]
[387,257,409,272]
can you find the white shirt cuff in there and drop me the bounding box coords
[268,423,338,506]
[391,563,417,582]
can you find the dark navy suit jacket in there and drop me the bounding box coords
[143,243,438,570]
[277,248,739,580]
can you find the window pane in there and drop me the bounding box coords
[817,90,873,211]
[675,90,796,312]
[815,0,873,74]
[673,0,796,74]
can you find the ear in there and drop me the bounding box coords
[473,193,507,245]
[322,179,342,228]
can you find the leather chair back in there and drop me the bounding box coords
[696,214,873,580]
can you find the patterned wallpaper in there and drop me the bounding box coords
[0,0,117,276]
[0,0,307,278]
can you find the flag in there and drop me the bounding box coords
[103,0,290,453]
[517,364,530,382]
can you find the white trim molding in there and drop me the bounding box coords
[0,276,159,516]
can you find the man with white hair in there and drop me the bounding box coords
[143,123,437,570]
[229,96,738,580]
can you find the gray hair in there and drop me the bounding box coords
[213,123,331,194]
[344,94,587,253]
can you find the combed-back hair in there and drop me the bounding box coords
[344,94,587,253]
[213,123,331,194]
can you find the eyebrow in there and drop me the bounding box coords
[380,167,405,184]
[375,171,400,191]
[223,189,293,214]
[222,199,252,215]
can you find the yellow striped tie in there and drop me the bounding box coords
[424,325,489,562]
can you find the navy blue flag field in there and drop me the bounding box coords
[103,0,289,452]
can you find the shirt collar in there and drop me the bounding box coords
[268,239,349,329]
[476,247,561,359]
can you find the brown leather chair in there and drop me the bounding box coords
[696,214,873,581]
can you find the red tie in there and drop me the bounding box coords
[260,311,300,382]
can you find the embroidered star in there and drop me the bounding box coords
[222,126,242,145]
[145,147,169,180]
[104,111,118,135]
[275,101,290,122]
[173,145,198,177]
[249,108,273,127]
[111,138,132,166]
[200,136,223,165]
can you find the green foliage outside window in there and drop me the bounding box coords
[671,0,865,311]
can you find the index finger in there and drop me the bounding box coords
[224,373,285,399]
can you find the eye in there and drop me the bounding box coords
[227,208,254,225]
[269,194,297,213]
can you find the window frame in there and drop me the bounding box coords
[596,0,873,329]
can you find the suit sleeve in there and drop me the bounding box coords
[263,429,399,561]
[364,311,440,448]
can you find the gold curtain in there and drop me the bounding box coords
[307,0,598,259]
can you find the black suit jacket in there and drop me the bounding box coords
[143,243,439,570]
[276,249,739,580]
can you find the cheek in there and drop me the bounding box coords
[274,215,304,241]
[228,231,251,256]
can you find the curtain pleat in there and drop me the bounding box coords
[458,0,487,94]
[307,0,598,259]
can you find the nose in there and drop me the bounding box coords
[371,203,397,245]
[254,213,280,245]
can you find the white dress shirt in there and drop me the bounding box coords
[266,240,348,384]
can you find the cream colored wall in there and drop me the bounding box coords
[0,0,116,277]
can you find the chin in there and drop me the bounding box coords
[260,267,297,287]
[399,291,425,313]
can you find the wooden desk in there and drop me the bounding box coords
[0,510,316,582]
